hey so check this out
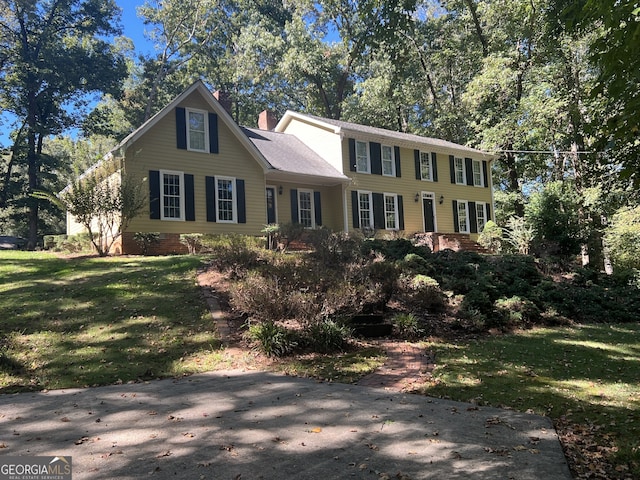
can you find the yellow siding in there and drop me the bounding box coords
[342,142,493,236]
[124,90,268,236]
[274,182,344,231]
[281,117,343,173]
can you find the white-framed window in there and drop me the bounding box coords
[216,176,236,223]
[160,170,185,221]
[358,191,374,229]
[186,108,209,152]
[454,157,465,185]
[382,145,395,176]
[384,193,399,230]
[420,151,433,181]
[472,159,483,187]
[476,202,487,232]
[356,140,370,173]
[298,189,314,228]
[457,200,469,233]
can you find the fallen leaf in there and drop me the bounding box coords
[75,437,90,445]
[60,417,71,422]
[156,450,172,458]
[309,427,322,433]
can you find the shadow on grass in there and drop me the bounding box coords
[0,253,224,393]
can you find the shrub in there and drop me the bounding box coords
[504,216,536,255]
[478,221,503,253]
[304,319,351,353]
[308,228,364,266]
[180,233,203,254]
[207,234,262,277]
[245,321,298,357]
[605,205,640,270]
[392,313,423,340]
[133,232,160,255]
[396,274,447,313]
[229,273,291,321]
[494,296,541,327]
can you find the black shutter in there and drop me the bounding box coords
[209,112,219,154]
[205,176,216,222]
[394,146,401,177]
[373,193,385,229]
[314,191,322,226]
[185,174,195,221]
[414,150,421,179]
[432,152,438,182]
[348,138,356,172]
[482,160,489,188]
[449,155,456,183]
[398,195,404,230]
[469,201,477,233]
[149,170,160,219]
[237,179,246,223]
[370,142,382,175]
[351,191,360,228]
[176,108,187,150]
[486,203,491,222]
[452,200,459,233]
[290,189,299,223]
[465,158,474,186]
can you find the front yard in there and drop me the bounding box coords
[1,249,638,478]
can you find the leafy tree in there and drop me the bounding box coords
[604,206,640,271]
[41,164,147,256]
[0,0,127,248]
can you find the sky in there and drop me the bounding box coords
[0,2,152,148]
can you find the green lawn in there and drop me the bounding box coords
[421,325,640,478]
[0,251,227,392]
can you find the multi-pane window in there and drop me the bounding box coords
[298,190,313,228]
[454,157,465,184]
[187,109,207,152]
[216,177,235,222]
[420,151,432,181]
[476,202,486,232]
[457,200,469,233]
[358,191,373,228]
[382,145,395,176]
[356,141,369,173]
[161,171,183,220]
[384,194,398,230]
[473,160,483,186]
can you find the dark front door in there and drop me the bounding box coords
[423,197,435,232]
[266,187,276,224]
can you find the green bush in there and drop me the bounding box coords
[206,234,262,277]
[392,313,423,340]
[396,274,447,313]
[229,272,291,321]
[605,205,640,270]
[494,296,541,327]
[477,220,503,253]
[304,319,351,353]
[245,321,299,357]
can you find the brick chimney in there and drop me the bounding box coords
[258,110,278,131]
[213,90,232,116]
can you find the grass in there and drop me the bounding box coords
[0,251,226,392]
[420,324,640,478]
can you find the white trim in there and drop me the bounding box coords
[421,191,438,232]
[357,190,374,229]
[160,169,185,221]
[215,176,238,223]
[381,144,395,177]
[475,201,487,232]
[472,159,484,187]
[297,188,315,229]
[185,107,209,153]
[456,200,470,233]
[454,157,466,185]
[419,151,433,181]
[383,193,399,230]
[355,140,370,174]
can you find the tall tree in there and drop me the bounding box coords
[0,0,126,248]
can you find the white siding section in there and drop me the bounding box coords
[280,118,343,174]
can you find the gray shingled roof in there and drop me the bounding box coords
[243,127,348,180]
[292,113,491,156]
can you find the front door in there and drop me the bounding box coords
[423,194,435,232]
[266,187,277,224]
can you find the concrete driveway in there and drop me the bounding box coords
[0,370,572,479]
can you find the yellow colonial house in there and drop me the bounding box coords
[67,80,495,254]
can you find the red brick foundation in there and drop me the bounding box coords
[121,232,188,255]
